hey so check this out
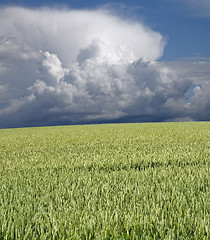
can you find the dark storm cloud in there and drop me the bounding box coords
[0,7,209,128]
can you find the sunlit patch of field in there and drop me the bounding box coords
[0,122,209,239]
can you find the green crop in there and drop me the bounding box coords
[0,122,209,239]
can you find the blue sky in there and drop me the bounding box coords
[0,0,210,128]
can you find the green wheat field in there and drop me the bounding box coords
[0,122,209,239]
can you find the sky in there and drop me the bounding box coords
[0,0,210,128]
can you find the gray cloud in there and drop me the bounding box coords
[0,7,210,128]
[165,59,210,121]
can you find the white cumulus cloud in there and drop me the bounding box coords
[0,6,209,128]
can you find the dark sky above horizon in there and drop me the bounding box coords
[0,0,210,128]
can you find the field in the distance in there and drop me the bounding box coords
[0,122,209,239]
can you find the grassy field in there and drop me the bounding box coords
[0,122,209,239]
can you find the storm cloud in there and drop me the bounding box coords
[0,7,209,128]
